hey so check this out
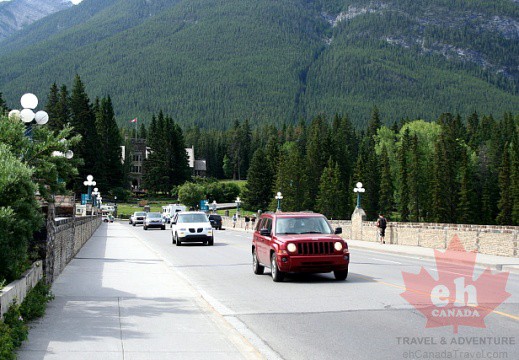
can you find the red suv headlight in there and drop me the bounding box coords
[334,242,343,251]
[287,243,297,253]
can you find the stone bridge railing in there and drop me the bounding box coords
[1,215,100,318]
[45,215,102,283]
[331,208,518,257]
[222,210,518,257]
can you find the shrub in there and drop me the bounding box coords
[3,304,28,348]
[0,322,14,360]
[20,281,54,322]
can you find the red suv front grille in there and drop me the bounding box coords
[297,241,335,255]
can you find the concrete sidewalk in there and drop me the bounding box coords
[347,239,519,273]
[17,222,261,360]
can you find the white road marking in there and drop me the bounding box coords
[371,257,402,264]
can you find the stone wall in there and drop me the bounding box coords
[0,261,42,319]
[222,212,517,258]
[45,216,101,283]
[338,214,518,257]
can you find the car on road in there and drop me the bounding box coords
[208,214,223,230]
[171,212,214,246]
[252,212,349,282]
[143,212,166,230]
[129,211,146,226]
[102,214,114,223]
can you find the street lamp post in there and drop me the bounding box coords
[275,191,283,212]
[91,187,99,208]
[353,182,365,208]
[114,196,118,217]
[235,197,241,217]
[212,200,217,214]
[83,175,96,204]
[8,93,49,140]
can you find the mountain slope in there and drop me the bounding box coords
[0,0,517,128]
[0,0,72,41]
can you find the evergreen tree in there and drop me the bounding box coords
[0,92,8,114]
[378,146,393,216]
[229,120,245,180]
[95,96,124,192]
[273,142,305,211]
[398,129,410,221]
[496,143,513,225]
[169,119,191,186]
[316,158,342,219]
[45,83,60,132]
[222,154,232,179]
[242,148,274,211]
[359,107,382,219]
[69,74,101,195]
[511,133,519,225]
[457,148,476,224]
[138,122,147,139]
[304,115,331,210]
[331,114,356,218]
[407,134,420,221]
[431,114,461,223]
[466,111,480,148]
[143,112,190,193]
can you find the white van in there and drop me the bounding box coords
[162,204,187,223]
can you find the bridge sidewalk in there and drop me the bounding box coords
[17,222,260,360]
[347,239,519,273]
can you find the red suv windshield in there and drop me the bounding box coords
[275,216,332,235]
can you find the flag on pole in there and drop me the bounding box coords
[130,118,137,123]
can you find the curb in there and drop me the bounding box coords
[348,242,519,274]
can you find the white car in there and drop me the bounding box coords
[171,212,214,246]
[130,211,146,226]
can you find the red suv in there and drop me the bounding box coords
[252,212,350,282]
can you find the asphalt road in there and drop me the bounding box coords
[127,223,519,360]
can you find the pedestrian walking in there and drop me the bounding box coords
[244,215,250,230]
[232,213,237,228]
[376,214,387,244]
[251,215,256,229]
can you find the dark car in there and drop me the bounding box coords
[252,212,349,282]
[208,214,223,230]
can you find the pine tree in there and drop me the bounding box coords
[273,143,305,211]
[398,129,410,221]
[316,158,342,219]
[138,122,147,139]
[304,115,331,210]
[511,133,519,225]
[496,143,513,225]
[331,114,356,218]
[378,146,393,216]
[45,83,60,132]
[407,134,420,221]
[0,92,8,114]
[457,148,476,224]
[69,74,101,195]
[95,96,124,192]
[242,148,274,211]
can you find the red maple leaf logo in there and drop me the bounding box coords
[401,235,511,333]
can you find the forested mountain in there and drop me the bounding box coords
[0,0,73,41]
[0,0,518,128]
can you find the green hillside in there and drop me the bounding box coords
[0,0,517,127]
